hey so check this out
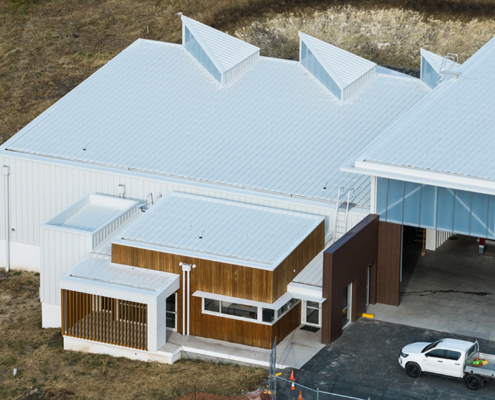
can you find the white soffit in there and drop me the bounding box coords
[421,48,461,74]
[118,192,324,270]
[181,15,259,73]
[299,32,376,90]
[192,290,293,309]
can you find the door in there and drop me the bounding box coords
[443,350,463,378]
[423,349,447,374]
[342,283,352,329]
[166,293,177,331]
[303,301,321,327]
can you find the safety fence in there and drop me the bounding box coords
[274,377,369,400]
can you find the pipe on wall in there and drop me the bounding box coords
[3,166,10,272]
[180,262,194,336]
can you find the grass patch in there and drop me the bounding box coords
[0,271,266,399]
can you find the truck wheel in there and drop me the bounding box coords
[465,374,483,390]
[406,362,422,378]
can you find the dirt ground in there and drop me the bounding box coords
[0,270,266,399]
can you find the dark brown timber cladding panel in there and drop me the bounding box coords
[322,214,379,344]
[188,297,301,348]
[376,221,402,306]
[273,220,325,300]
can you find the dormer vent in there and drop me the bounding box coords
[420,49,461,89]
[299,32,376,102]
[181,16,260,86]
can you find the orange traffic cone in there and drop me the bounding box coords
[298,390,304,400]
[290,370,295,382]
[291,381,295,391]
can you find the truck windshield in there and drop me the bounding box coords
[422,340,442,353]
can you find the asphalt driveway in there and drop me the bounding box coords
[278,319,495,400]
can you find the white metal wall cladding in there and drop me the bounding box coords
[40,228,91,305]
[0,155,367,255]
[39,196,140,306]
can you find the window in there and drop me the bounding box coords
[221,301,258,320]
[204,298,220,312]
[342,283,352,328]
[427,349,447,359]
[366,267,370,306]
[202,297,300,325]
[446,351,461,361]
[262,309,275,323]
[166,293,177,330]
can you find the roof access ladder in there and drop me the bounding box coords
[332,187,354,244]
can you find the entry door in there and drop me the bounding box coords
[303,301,321,327]
[443,351,463,378]
[166,293,177,331]
[423,349,446,374]
[342,283,352,328]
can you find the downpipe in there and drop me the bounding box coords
[180,262,196,336]
[3,166,9,272]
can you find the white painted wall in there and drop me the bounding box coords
[425,229,452,251]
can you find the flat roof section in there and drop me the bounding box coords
[62,254,179,295]
[116,192,325,270]
[44,194,140,234]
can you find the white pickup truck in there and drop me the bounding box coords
[399,338,495,390]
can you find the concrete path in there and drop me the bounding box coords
[368,235,495,340]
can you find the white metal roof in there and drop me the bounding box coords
[65,254,179,293]
[181,15,259,73]
[299,32,376,89]
[348,36,495,192]
[4,31,429,208]
[43,194,140,233]
[420,48,461,74]
[292,250,324,287]
[116,192,324,270]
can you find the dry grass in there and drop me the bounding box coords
[235,5,495,71]
[0,270,266,399]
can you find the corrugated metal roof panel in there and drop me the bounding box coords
[119,192,324,270]
[182,15,259,73]
[358,36,495,182]
[68,254,179,293]
[299,32,376,89]
[4,39,429,208]
[292,250,323,287]
[421,48,461,74]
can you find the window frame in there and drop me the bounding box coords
[202,297,300,326]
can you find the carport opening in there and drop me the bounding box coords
[370,227,495,339]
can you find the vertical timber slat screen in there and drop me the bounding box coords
[61,290,147,350]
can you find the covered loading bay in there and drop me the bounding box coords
[367,178,495,340]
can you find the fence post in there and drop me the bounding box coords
[317,387,319,400]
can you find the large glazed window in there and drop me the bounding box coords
[203,297,300,325]
[184,26,222,82]
[301,41,341,99]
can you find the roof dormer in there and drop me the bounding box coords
[420,49,461,89]
[299,32,376,102]
[181,16,260,86]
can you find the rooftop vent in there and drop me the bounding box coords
[420,49,461,89]
[181,16,260,86]
[299,32,376,102]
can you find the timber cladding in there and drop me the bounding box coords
[61,289,148,350]
[110,220,324,347]
[322,214,379,344]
